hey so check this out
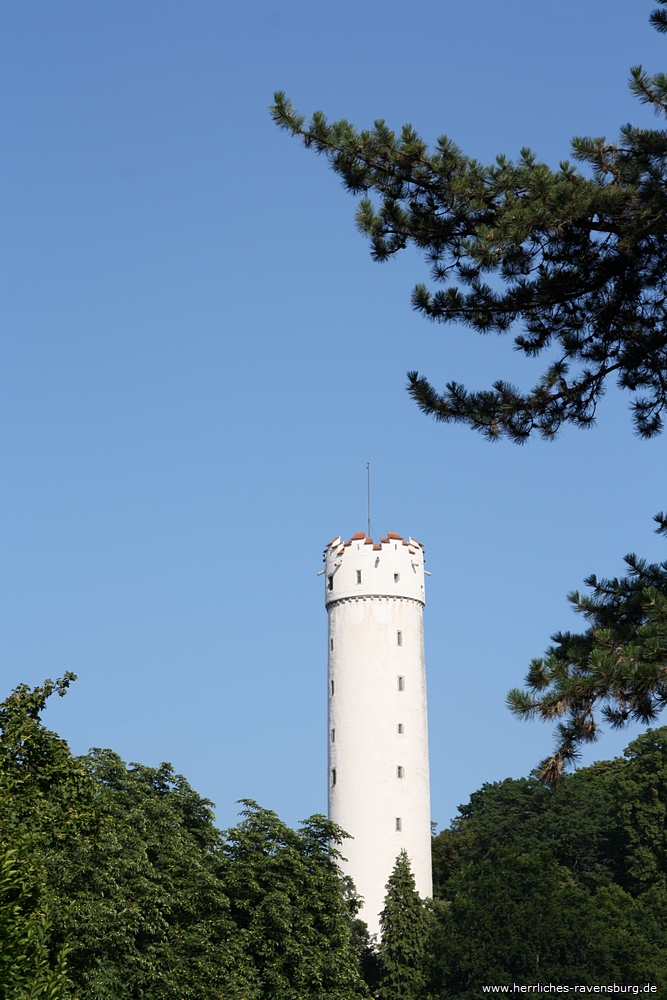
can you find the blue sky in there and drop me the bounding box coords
[1,0,666,832]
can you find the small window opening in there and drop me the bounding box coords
[330,638,334,651]
[356,570,362,584]
[397,766,404,779]
[397,676,405,691]
[331,679,335,696]
[397,723,404,734]
[331,768,336,786]
[331,729,335,743]
[394,572,400,583]
[396,817,402,831]
[327,575,333,591]
[397,630,403,646]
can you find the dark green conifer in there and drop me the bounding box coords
[377,851,430,1000]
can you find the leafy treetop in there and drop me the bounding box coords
[0,677,370,1000]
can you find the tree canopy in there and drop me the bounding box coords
[2,675,667,994]
[427,727,667,994]
[0,843,69,1000]
[272,2,667,442]
[0,676,369,1000]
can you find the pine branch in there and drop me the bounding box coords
[271,5,667,440]
[509,517,667,783]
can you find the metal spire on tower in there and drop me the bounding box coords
[366,462,371,538]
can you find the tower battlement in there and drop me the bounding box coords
[323,533,426,607]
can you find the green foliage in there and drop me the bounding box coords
[610,727,667,894]
[373,728,667,994]
[0,673,95,845]
[220,802,370,999]
[0,678,369,1000]
[271,3,667,441]
[0,844,69,1000]
[431,741,667,899]
[5,680,666,996]
[429,854,666,994]
[427,728,667,994]
[57,752,252,1000]
[432,769,617,894]
[508,513,667,780]
[377,851,431,1000]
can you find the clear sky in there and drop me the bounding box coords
[1,0,666,833]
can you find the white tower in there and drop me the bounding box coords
[324,531,432,938]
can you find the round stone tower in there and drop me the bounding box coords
[323,531,432,938]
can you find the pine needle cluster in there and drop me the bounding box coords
[272,2,667,441]
[508,513,667,782]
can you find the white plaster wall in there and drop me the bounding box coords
[324,534,426,606]
[324,535,432,938]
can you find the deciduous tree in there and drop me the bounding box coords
[0,678,369,1000]
[0,844,69,1000]
[428,729,667,993]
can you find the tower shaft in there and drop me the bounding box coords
[324,532,432,937]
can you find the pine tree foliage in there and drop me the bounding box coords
[507,513,667,782]
[272,2,667,441]
[377,851,431,1000]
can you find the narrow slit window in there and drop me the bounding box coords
[396,817,402,831]
[397,676,405,691]
[397,765,404,779]
[331,728,335,743]
[330,638,334,651]
[397,630,403,646]
[331,679,335,696]
[331,768,336,786]
[397,723,404,734]
[327,575,333,591]
[394,573,400,583]
[356,570,362,584]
